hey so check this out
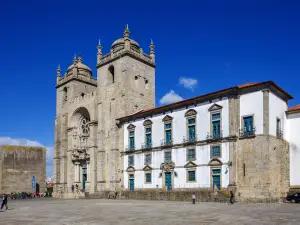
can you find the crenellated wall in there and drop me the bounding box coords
[0,145,46,193]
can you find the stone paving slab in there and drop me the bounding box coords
[1,199,300,225]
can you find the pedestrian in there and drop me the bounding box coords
[71,184,74,193]
[75,184,78,191]
[192,192,196,204]
[1,194,8,210]
[229,191,234,204]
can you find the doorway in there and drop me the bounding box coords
[82,167,87,190]
[165,172,172,191]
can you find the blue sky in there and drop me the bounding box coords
[0,0,299,177]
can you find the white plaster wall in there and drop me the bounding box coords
[239,91,264,134]
[269,92,287,137]
[123,143,230,189]
[123,98,229,150]
[286,113,300,186]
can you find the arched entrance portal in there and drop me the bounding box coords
[70,107,91,191]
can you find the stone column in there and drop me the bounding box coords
[67,127,74,194]
[263,89,270,135]
[88,121,98,194]
[74,162,80,182]
[87,163,90,182]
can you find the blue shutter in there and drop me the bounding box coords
[212,121,220,137]
[244,116,253,135]
[188,171,196,181]
[188,125,195,142]
[146,133,151,148]
[166,130,172,144]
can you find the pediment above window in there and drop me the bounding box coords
[162,115,173,122]
[185,109,197,117]
[208,103,223,112]
[143,119,153,126]
[208,158,223,166]
[143,165,153,171]
[126,166,135,172]
[184,161,197,168]
[127,124,136,130]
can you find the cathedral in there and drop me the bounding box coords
[54,26,300,202]
[53,25,155,198]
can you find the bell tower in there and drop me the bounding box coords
[96,25,155,192]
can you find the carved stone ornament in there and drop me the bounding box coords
[208,158,223,166]
[162,115,173,122]
[208,103,223,112]
[143,119,153,126]
[160,161,175,172]
[72,148,90,162]
[143,165,152,171]
[185,109,197,117]
[184,161,197,168]
[126,166,135,172]
[127,124,136,130]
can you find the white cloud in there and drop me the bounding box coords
[0,137,54,177]
[179,77,198,91]
[159,90,184,105]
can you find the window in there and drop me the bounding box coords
[145,153,152,165]
[187,148,196,161]
[63,87,68,102]
[128,155,134,166]
[145,173,152,183]
[243,116,254,136]
[145,127,152,148]
[129,131,135,150]
[164,151,172,162]
[165,123,172,145]
[108,65,115,84]
[212,113,221,138]
[129,174,134,191]
[188,170,196,182]
[276,118,283,138]
[212,168,221,190]
[211,145,221,158]
[187,118,196,142]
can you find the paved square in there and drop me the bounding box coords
[1,199,300,224]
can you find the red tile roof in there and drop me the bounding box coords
[119,81,293,121]
[288,104,300,112]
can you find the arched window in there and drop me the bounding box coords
[108,65,115,84]
[63,87,68,102]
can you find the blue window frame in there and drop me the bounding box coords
[129,178,134,191]
[188,170,196,182]
[212,113,221,138]
[164,151,172,162]
[129,174,134,179]
[243,116,253,135]
[165,123,172,145]
[211,145,221,158]
[128,155,134,166]
[145,153,151,165]
[187,148,196,161]
[188,118,196,142]
[145,173,152,183]
[129,131,135,150]
[212,169,221,190]
[145,127,152,148]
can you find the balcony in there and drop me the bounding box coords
[239,127,256,138]
[206,131,223,140]
[141,143,152,150]
[125,145,135,151]
[183,135,198,145]
[161,139,173,147]
[276,129,283,139]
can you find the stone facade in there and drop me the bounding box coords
[53,26,155,198]
[0,145,46,193]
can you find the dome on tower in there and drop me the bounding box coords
[111,37,140,51]
[66,55,92,78]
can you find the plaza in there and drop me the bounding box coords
[1,199,300,224]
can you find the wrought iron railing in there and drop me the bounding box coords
[141,143,152,150]
[276,129,283,139]
[206,131,223,140]
[125,145,135,151]
[239,128,256,137]
[161,139,173,147]
[183,135,198,144]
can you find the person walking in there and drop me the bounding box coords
[71,184,74,193]
[229,191,234,204]
[1,194,8,210]
[192,192,196,204]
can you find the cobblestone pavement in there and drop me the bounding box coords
[1,199,300,225]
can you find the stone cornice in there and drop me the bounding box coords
[96,50,156,68]
[56,75,97,88]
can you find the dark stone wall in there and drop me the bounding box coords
[0,145,46,193]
